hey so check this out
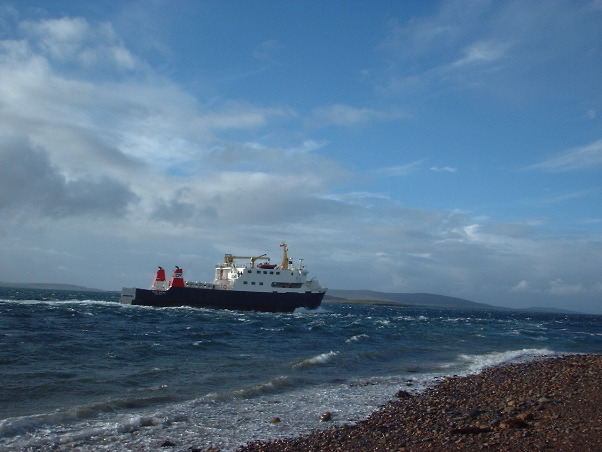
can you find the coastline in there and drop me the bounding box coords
[235,354,602,451]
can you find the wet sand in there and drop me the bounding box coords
[236,354,602,451]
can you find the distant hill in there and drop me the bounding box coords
[324,290,587,314]
[324,289,501,310]
[0,282,106,292]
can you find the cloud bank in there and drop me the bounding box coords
[0,2,600,315]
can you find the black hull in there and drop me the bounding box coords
[125,286,324,313]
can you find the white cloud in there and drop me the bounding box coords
[20,16,89,59]
[511,280,530,292]
[0,13,347,239]
[197,102,292,131]
[322,191,391,207]
[20,16,139,71]
[289,140,327,153]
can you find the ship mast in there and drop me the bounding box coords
[279,242,289,270]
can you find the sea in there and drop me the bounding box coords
[1,288,601,451]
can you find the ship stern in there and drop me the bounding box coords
[119,287,136,304]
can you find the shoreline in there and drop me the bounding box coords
[235,354,602,451]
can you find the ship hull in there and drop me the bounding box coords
[121,286,324,313]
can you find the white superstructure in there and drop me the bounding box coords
[188,243,325,294]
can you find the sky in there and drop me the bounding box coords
[0,1,601,314]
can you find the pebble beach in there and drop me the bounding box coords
[236,354,602,452]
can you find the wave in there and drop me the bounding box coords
[293,351,339,369]
[346,334,369,343]
[0,409,189,452]
[0,393,174,439]
[0,299,118,308]
[232,376,297,398]
[205,375,298,401]
[457,348,557,375]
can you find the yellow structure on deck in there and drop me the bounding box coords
[279,242,289,270]
[223,242,291,270]
[224,253,269,268]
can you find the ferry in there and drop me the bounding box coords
[120,243,326,312]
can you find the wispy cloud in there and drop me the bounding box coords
[376,0,601,108]
[451,40,512,67]
[544,189,598,204]
[375,160,424,176]
[430,166,457,173]
[322,191,391,206]
[252,39,282,61]
[525,139,602,172]
[376,162,456,176]
[309,104,407,128]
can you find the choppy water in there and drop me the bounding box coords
[1,288,600,451]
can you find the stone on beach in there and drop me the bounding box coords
[319,412,333,422]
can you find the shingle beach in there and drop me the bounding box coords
[235,354,602,452]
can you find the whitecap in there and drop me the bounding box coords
[346,334,369,343]
[293,351,339,369]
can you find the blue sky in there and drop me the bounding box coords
[1,1,601,313]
